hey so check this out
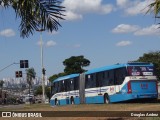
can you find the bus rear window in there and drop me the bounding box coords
[127,66,154,76]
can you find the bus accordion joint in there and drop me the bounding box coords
[127,81,132,94]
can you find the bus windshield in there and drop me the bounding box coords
[127,66,154,76]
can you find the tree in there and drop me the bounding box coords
[26,68,36,86]
[147,0,160,18]
[0,80,4,88]
[26,68,36,99]
[35,85,42,95]
[63,55,90,75]
[0,0,65,38]
[35,85,51,99]
[0,80,4,98]
[137,51,160,81]
[49,55,91,82]
[48,72,66,82]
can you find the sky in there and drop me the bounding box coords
[0,0,160,80]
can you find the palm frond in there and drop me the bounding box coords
[147,0,160,18]
[1,0,65,38]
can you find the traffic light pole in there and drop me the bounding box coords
[0,62,19,73]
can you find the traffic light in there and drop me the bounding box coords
[20,60,29,68]
[24,60,29,68]
[19,71,22,77]
[16,71,19,78]
[20,60,24,68]
[42,68,46,75]
[15,71,23,78]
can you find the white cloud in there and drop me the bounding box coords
[46,40,57,47]
[62,0,114,21]
[112,24,139,33]
[37,40,57,47]
[64,11,83,21]
[73,44,81,48]
[0,29,15,37]
[116,41,132,47]
[62,0,101,13]
[134,24,160,36]
[48,31,59,35]
[112,24,160,36]
[126,0,152,15]
[100,4,114,14]
[116,0,153,16]
[116,0,129,8]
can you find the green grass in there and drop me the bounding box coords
[0,103,50,111]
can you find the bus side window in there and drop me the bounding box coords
[114,69,119,85]
[85,75,92,88]
[107,71,110,78]
[85,75,88,88]
[101,71,108,86]
[96,72,103,87]
[100,72,104,87]
[109,70,114,86]
[70,79,74,91]
[91,74,96,88]
[96,73,99,87]
[64,80,69,91]
[74,77,79,90]
[53,83,57,94]
[59,80,65,92]
[68,79,71,91]
[59,81,62,92]
[54,82,57,93]
[51,83,54,95]
[114,67,127,85]
[121,67,127,82]
[62,80,65,92]
[57,81,60,92]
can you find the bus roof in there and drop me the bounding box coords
[53,74,79,83]
[127,62,153,66]
[85,63,126,75]
[85,62,153,75]
[52,62,153,82]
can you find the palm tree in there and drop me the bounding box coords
[0,80,4,103]
[0,80,4,89]
[147,0,160,18]
[0,0,65,38]
[26,68,36,86]
[26,68,36,103]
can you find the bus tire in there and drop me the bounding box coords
[55,98,59,105]
[104,94,110,104]
[70,97,74,104]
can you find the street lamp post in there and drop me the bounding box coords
[37,29,45,103]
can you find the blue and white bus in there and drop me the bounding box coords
[50,62,158,106]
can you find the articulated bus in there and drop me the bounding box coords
[50,62,158,106]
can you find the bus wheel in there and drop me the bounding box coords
[104,94,110,104]
[55,99,59,105]
[70,97,74,104]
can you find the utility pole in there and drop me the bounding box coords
[37,29,45,103]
